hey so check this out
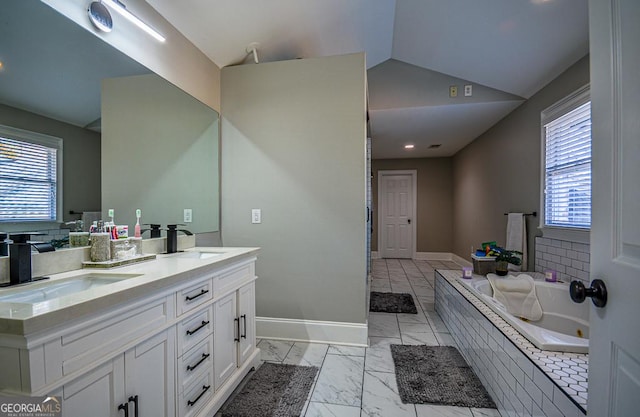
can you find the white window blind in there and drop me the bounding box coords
[0,126,62,222]
[544,101,591,229]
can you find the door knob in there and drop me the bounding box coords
[408,219,411,224]
[570,279,607,308]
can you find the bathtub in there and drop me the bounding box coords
[457,275,589,353]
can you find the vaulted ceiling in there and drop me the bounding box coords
[147,0,589,158]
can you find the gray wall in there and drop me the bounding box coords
[45,0,221,111]
[101,74,219,233]
[221,53,368,324]
[371,158,453,253]
[0,103,101,226]
[452,55,590,270]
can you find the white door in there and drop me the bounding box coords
[588,0,640,415]
[237,282,255,366]
[379,171,415,259]
[213,292,238,390]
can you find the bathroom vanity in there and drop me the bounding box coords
[0,247,260,417]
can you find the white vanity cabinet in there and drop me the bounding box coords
[59,329,175,417]
[0,249,260,417]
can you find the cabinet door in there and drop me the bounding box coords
[61,357,125,417]
[237,282,255,366]
[213,292,237,390]
[124,329,176,417]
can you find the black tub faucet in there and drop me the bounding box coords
[166,224,193,254]
[9,232,45,286]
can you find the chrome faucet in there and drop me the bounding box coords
[166,224,193,254]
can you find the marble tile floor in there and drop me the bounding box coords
[255,259,503,417]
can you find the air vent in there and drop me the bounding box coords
[428,144,441,149]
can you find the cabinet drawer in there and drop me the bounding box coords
[177,306,213,355]
[177,278,213,316]
[178,370,214,417]
[213,262,254,295]
[178,335,214,392]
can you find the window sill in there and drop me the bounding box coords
[0,221,63,234]
[538,226,590,245]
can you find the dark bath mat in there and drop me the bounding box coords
[390,345,496,408]
[219,362,318,417]
[370,291,417,314]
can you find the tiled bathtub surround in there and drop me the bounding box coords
[436,270,587,417]
[535,237,590,284]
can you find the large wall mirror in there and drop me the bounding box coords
[0,0,220,244]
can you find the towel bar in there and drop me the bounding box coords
[503,211,537,217]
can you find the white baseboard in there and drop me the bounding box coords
[372,251,471,266]
[414,252,452,261]
[256,317,368,347]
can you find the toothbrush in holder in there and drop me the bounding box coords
[134,209,142,238]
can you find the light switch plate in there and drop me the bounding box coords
[183,208,192,223]
[251,209,261,224]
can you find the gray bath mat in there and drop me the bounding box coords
[390,345,496,408]
[370,292,417,314]
[219,362,318,417]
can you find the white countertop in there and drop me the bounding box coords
[0,247,259,336]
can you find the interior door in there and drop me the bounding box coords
[379,172,415,259]
[588,0,640,415]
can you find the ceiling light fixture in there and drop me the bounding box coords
[404,144,415,149]
[100,0,165,42]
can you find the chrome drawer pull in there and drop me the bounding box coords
[186,320,209,336]
[185,289,209,302]
[186,353,210,372]
[187,385,210,407]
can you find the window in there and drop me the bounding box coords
[0,125,62,223]
[541,85,591,231]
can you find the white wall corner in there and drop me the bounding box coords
[256,317,368,347]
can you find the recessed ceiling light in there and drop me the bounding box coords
[0,61,4,70]
[428,144,441,149]
[404,144,415,149]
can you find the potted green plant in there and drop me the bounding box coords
[493,248,523,276]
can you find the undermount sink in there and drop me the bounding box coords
[174,251,224,260]
[0,273,142,304]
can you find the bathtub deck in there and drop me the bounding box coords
[436,269,588,415]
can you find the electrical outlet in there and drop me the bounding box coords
[183,208,193,223]
[251,209,261,224]
[464,84,473,96]
[449,85,458,98]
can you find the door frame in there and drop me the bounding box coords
[377,170,417,259]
